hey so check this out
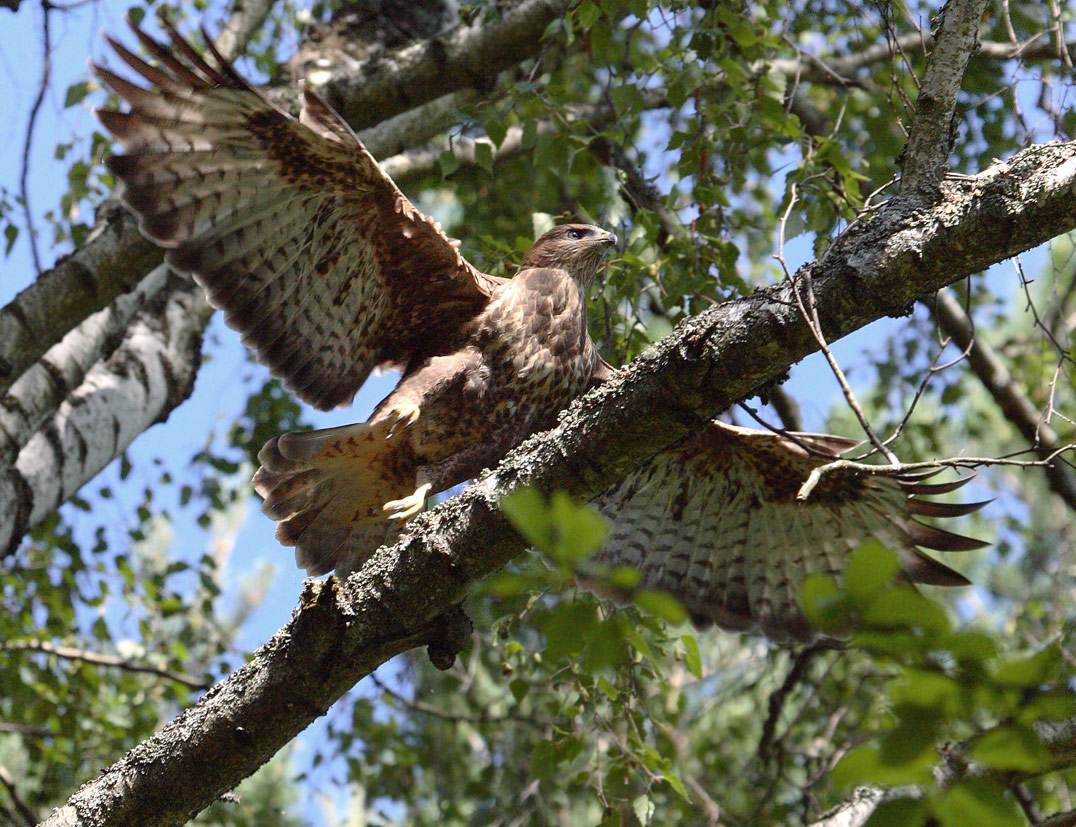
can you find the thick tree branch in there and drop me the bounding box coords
[898,0,989,197]
[0,265,169,466]
[0,209,162,400]
[0,0,274,402]
[0,274,210,557]
[310,0,566,130]
[39,139,1076,827]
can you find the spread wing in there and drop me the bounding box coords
[93,20,505,410]
[591,421,988,644]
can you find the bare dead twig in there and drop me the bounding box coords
[796,446,1076,501]
[774,183,899,464]
[20,0,51,275]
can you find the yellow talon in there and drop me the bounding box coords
[388,403,421,436]
[383,483,432,521]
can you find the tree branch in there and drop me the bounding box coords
[928,288,1076,510]
[898,0,989,197]
[0,763,36,827]
[311,0,567,130]
[0,265,169,466]
[38,138,1076,827]
[3,639,211,690]
[0,274,210,557]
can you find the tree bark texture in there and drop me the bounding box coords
[38,138,1076,827]
[1,274,209,556]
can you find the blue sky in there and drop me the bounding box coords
[0,2,1054,822]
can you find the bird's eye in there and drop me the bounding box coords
[567,228,584,240]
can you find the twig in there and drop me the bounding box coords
[20,0,51,275]
[1015,781,1044,824]
[3,640,210,690]
[775,183,898,464]
[929,287,1076,510]
[1041,809,1076,827]
[0,721,50,737]
[797,446,1076,501]
[0,764,36,827]
[368,673,553,730]
[758,644,826,763]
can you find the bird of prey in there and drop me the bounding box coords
[94,21,986,644]
[93,20,615,576]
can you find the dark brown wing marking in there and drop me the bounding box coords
[591,421,988,644]
[94,19,506,410]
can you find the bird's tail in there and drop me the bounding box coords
[252,417,418,576]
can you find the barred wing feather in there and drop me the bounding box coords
[592,422,988,644]
[93,20,504,410]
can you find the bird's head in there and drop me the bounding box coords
[521,224,618,287]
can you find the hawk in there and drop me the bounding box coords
[95,21,986,644]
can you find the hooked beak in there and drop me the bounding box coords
[598,229,618,248]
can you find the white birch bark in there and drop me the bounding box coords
[0,274,211,555]
[0,265,169,465]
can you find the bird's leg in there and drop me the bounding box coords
[383,482,432,521]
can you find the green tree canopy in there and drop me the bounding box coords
[1,0,1076,825]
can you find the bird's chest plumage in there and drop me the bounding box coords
[473,267,594,429]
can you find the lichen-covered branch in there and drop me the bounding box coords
[898,0,989,197]
[310,0,568,130]
[38,138,1076,827]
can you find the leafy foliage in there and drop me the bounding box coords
[2,0,1076,824]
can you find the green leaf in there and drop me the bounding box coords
[800,574,848,634]
[831,746,933,789]
[1016,688,1076,724]
[632,794,654,826]
[484,118,508,148]
[633,589,687,624]
[549,492,608,561]
[509,678,530,704]
[994,644,1061,688]
[663,771,690,802]
[439,149,461,177]
[865,795,929,827]
[879,714,942,765]
[64,81,91,108]
[861,587,952,639]
[582,617,628,672]
[474,141,494,173]
[844,541,900,604]
[890,669,963,717]
[968,726,1051,772]
[538,601,597,661]
[500,487,554,551]
[942,630,999,663]
[933,779,1025,827]
[681,634,703,679]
